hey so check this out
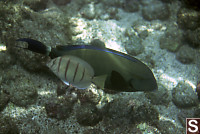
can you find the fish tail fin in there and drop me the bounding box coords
[92,74,107,89]
[16,38,51,56]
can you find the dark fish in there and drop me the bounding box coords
[47,55,107,89]
[16,38,157,92]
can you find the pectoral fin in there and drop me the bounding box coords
[110,70,128,90]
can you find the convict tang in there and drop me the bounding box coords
[47,55,107,89]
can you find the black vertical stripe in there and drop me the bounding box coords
[57,57,62,73]
[80,68,85,82]
[73,63,79,82]
[50,58,57,68]
[65,59,70,81]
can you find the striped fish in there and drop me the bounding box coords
[46,55,107,89]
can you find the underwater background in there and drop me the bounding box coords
[0,0,200,133]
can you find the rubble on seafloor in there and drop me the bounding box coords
[0,0,200,133]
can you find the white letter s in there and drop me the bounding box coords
[188,120,198,133]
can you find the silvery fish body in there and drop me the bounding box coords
[47,55,95,89]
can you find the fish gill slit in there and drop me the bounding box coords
[80,67,85,82]
[65,59,70,81]
[73,63,79,82]
[57,57,62,73]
